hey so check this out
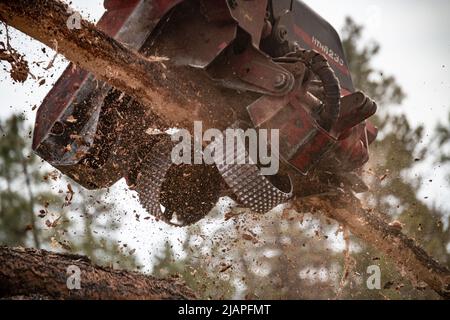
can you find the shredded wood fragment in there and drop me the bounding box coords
[44,39,58,70]
[0,24,29,82]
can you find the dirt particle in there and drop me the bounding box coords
[65,115,77,123]
[388,220,404,230]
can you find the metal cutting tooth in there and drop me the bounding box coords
[134,136,175,224]
[135,135,222,227]
[214,134,293,214]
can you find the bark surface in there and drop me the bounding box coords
[0,246,196,300]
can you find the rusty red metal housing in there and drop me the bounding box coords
[32,0,378,216]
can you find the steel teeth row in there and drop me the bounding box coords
[212,136,293,214]
[134,136,174,223]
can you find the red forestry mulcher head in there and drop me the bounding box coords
[33,0,378,226]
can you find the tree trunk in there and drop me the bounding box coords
[0,246,196,300]
[0,0,449,299]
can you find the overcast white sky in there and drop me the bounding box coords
[0,1,449,269]
[304,0,450,130]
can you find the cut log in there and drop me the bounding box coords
[296,193,450,299]
[0,0,252,132]
[0,246,196,300]
[0,0,449,299]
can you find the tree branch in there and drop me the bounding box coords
[295,193,450,299]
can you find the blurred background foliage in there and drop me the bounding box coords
[0,114,137,269]
[0,17,448,299]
